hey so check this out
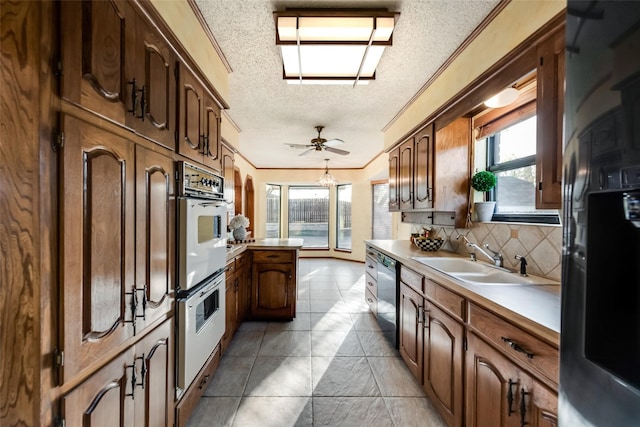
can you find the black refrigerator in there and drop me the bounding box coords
[561,2,640,425]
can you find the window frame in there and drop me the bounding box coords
[287,185,330,249]
[265,184,282,238]
[335,184,352,251]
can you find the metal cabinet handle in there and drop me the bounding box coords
[501,337,535,358]
[507,379,516,416]
[198,374,210,390]
[423,308,430,329]
[416,306,423,324]
[520,388,530,426]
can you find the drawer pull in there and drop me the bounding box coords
[266,254,279,258]
[368,264,375,269]
[507,379,516,416]
[501,337,535,359]
[198,374,210,389]
[367,298,374,303]
[367,281,374,287]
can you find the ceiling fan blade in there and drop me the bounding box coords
[324,146,350,155]
[323,138,344,147]
[287,143,313,149]
[299,148,316,156]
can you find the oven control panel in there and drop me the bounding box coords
[177,161,224,199]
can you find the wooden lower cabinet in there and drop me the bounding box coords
[175,345,221,427]
[60,319,174,427]
[466,332,557,427]
[250,250,297,319]
[221,253,249,353]
[399,282,423,380]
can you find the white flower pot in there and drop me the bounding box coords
[474,202,496,222]
[233,227,247,240]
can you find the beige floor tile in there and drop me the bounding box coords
[186,396,240,427]
[258,330,311,356]
[309,298,349,313]
[266,313,311,331]
[313,397,394,427]
[309,288,343,300]
[349,312,382,331]
[226,330,265,357]
[310,312,353,331]
[203,356,255,397]
[368,357,425,397]
[232,397,312,427]
[244,357,312,397]
[312,356,380,397]
[311,329,364,357]
[295,299,311,312]
[237,321,268,332]
[384,397,447,427]
[356,330,398,357]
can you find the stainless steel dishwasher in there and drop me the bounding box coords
[376,252,398,349]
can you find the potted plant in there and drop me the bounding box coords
[471,170,497,222]
[229,214,250,241]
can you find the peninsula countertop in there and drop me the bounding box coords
[365,239,561,346]
[226,238,304,260]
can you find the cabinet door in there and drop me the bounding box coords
[388,147,400,211]
[519,373,558,427]
[177,64,203,163]
[465,333,521,427]
[202,92,222,172]
[423,304,463,427]
[61,349,135,426]
[128,12,176,150]
[222,270,238,354]
[399,138,414,210]
[60,0,130,125]
[135,146,174,332]
[134,320,174,427]
[399,282,423,381]
[414,124,434,209]
[236,253,249,322]
[60,115,135,383]
[251,263,294,319]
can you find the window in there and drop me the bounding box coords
[336,184,352,250]
[266,184,281,238]
[372,182,392,239]
[288,186,329,248]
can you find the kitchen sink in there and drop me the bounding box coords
[411,256,557,286]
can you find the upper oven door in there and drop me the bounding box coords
[178,198,227,290]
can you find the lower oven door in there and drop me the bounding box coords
[178,197,227,291]
[177,272,226,391]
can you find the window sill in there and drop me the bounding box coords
[334,248,352,253]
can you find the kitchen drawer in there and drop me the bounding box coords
[226,258,236,275]
[235,252,248,270]
[468,303,559,385]
[252,250,293,263]
[365,288,377,316]
[365,255,377,278]
[400,265,424,293]
[425,276,465,321]
[176,344,221,427]
[365,272,378,297]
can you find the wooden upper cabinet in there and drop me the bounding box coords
[126,10,177,150]
[414,124,435,209]
[388,147,400,211]
[60,115,135,384]
[202,92,222,171]
[399,138,414,210]
[536,27,564,209]
[60,0,130,124]
[135,146,174,331]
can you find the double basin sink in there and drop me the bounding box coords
[411,257,557,286]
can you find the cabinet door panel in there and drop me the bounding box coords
[251,262,294,319]
[61,0,128,124]
[136,320,173,427]
[424,305,463,427]
[202,93,222,171]
[414,125,434,209]
[61,115,135,383]
[399,282,423,381]
[399,139,414,210]
[61,349,134,426]
[388,147,400,211]
[135,146,174,331]
[177,65,203,163]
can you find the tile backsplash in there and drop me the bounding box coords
[428,223,563,282]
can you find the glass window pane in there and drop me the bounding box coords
[494,165,536,213]
[288,186,329,248]
[266,184,281,238]
[336,184,352,250]
[492,116,536,164]
[372,183,392,239]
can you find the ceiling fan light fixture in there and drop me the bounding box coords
[317,159,337,187]
[484,87,520,108]
[275,10,399,85]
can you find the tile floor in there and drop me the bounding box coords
[187,258,446,427]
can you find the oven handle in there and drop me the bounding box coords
[187,276,224,307]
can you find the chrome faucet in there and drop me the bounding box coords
[456,234,504,267]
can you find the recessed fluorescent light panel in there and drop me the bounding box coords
[275,10,398,85]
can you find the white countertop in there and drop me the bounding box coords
[365,239,561,345]
[226,238,304,261]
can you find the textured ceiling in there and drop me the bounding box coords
[194,0,500,169]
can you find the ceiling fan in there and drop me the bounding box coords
[286,126,350,156]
